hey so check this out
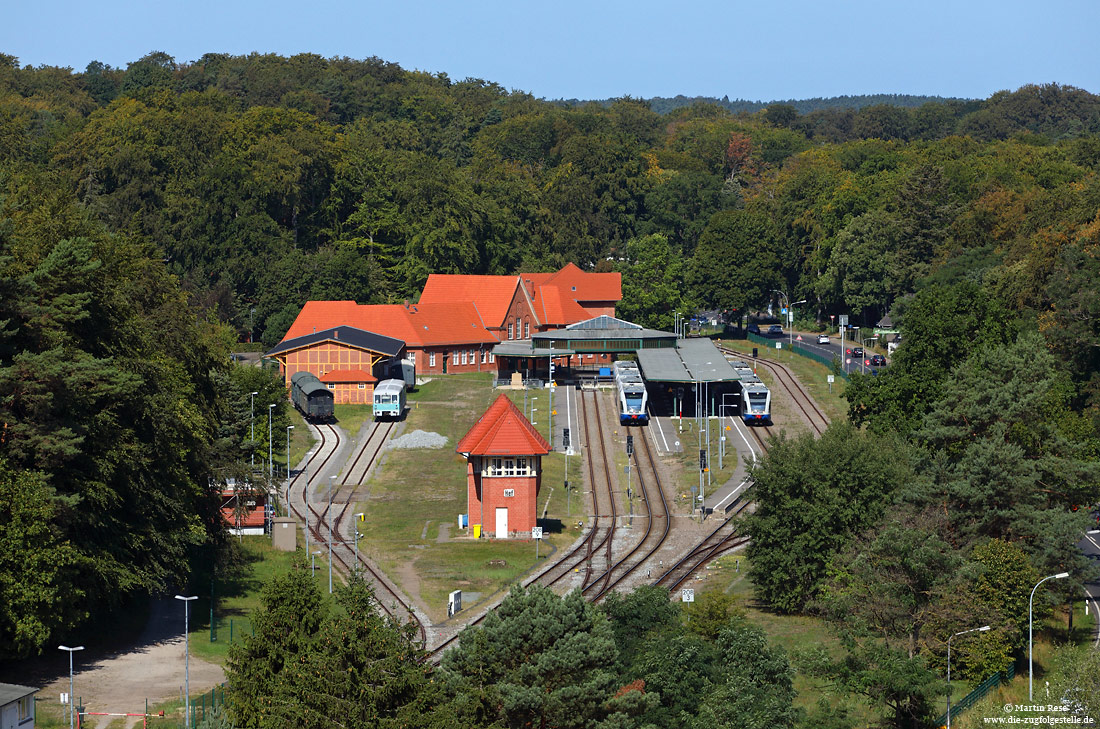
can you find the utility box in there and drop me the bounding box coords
[271,516,297,551]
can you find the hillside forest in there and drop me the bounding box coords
[3,50,1100,727]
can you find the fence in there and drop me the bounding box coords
[744,332,849,381]
[210,615,254,644]
[934,664,1016,727]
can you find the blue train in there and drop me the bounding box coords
[730,361,771,425]
[373,379,407,420]
[613,360,649,425]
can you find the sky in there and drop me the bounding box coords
[3,0,1098,102]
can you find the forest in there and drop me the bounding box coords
[2,48,1100,726]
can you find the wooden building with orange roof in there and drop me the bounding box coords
[265,325,404,404]
[455,394,551,538]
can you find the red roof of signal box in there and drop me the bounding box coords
[456,394,552,456]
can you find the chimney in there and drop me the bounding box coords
[334,329,339,340]
[404,299,410,309]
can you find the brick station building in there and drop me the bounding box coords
[456,394,551,538]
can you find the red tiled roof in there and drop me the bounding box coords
[455,394,551,456]
[280,302,499,350]
[419,275,521,329]
[532,285,592,327]
[319,369,376,384]
[543,263,622,302]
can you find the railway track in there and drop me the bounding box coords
[583,416,672,601]
[287,420,427,645]
[717,344,830,436]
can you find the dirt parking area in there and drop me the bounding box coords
[11,597,225,728]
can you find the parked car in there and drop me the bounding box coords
[870,354,887,366]
[767,324,783,336]
[816,334,830,344]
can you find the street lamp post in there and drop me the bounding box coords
[174,595,198,728]
[285,424,294,515]
[788,299,807,348]
[249,392,259,469]
[267,403,276,485]
[1030,572,1070,700]
[947,625,990,728]
[58,645,84,729]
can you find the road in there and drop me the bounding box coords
[1077,529,1100,648]
[756,329,887,376]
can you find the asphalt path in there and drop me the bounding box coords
[755,330,886,376]
[1077,529,1100,648]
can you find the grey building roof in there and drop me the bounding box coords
[0,683,36,706]
[635,338,741,383]
[265,326,405,358]
[492,340,576,357]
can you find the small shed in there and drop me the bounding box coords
[456,394,551,538]
[0,683,36,729]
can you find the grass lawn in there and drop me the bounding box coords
[356,373,585,622]
[188,536,331,665]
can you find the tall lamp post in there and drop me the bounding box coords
[285,424,294,515]
[947,625,990,728]
[58,645,84,729]
[1030,571,1070,700]
[249,392,259,469]
[174,595,198,728]
[788,299,807,347]
[267,403,276,485]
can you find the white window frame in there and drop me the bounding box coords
[489,352,495,363]
[357,383,366,389]
[485,457,535,477]
[461,350,468,365]
[481,349,488,363]
[327,383,335,390]
[524,320,530,338]
[508,322,514,340]
[452,350,459,365]
[429,352,436,367]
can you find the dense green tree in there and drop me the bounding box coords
[744,423,914,613]
[438,586,652,729]
[690,208,781,314]
[616,234,693,329]
[844,281,1013,436]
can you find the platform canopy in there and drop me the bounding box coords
[530,315,676,354]
[635,338,741,383]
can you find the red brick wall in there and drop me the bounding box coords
[580,302,617,318]
[412,346,499,375]
[466,457,540,537]
[497,286,538,341]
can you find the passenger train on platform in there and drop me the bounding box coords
[730,361,772,425]
[613,360,649,425]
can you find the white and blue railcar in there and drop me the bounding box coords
[613,360,649,425]
[373,379,406,420]
[729,360,771,425]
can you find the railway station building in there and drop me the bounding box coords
[269,263,623,380]
[456,394,551,538]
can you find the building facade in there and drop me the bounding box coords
[455,394,551,538]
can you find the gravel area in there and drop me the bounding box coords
[387,429,448,449]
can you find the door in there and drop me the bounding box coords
[495,507,508,538]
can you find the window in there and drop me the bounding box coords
[524,320,530,338]
[503,489,515,497]
[461,350,468,365]
[327,384,335,390]
[485,457,535,477]
[452,351,459,365]
[429,352,436,367]
[357,383,366,389]
[18,695,31,721]
[508,322,514,340]
[481,350,488,363]
[469,350,475,363]
[489,352,495,363]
